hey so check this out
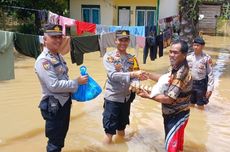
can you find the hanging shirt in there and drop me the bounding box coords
[70,35,100,65]
[0,31,14,81]
[75,20,96,36]
[96,24,110,34]
[59,16,75,35]
[48,11,59,24]
[14,33,41,59]
[98,32,116,57]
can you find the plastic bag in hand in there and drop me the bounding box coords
[72,66,102,102]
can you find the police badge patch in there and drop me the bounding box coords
[42,60,51,70]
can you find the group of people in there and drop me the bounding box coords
[35,23,214,152]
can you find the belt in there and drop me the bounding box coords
[193,78,207,85]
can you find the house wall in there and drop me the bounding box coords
[159,0,179,19]
[70,0,114,25]
[114,0,157,25]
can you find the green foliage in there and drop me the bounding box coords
[0,0,69,34]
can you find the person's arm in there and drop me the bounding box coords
[103,53,142,83]
[138,89,175,104]
[147,72,162,82]
[206,56,214,98]
[35,59,87,93]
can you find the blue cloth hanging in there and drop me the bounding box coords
[72,66,102,102]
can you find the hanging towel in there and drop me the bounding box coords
[109,26,145,37]
[0,31,14,81]
[14,33,41,59]
[70,35,100,65]
[136,36,146,48]
[59,16,75,35]
[48,11,59,24]
[96,24,110,34]
[75,20,96,36]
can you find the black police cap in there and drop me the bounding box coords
[43,24,63,36]
[193,36,205,45]
[115,30,130,39]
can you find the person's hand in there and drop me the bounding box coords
[77,75,88,85]
[130,70,149,80]
[137,89,151,99]
[206,91,212,99]
[139,71,149,81]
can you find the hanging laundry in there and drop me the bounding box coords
[48,11,59,24]
[136,36,146,48]
[75,20,96,36]
[109,26,145,37]
[59,16,75,35]
[98,32,136,57]
[14,33,41,59]
[70,35,100,65]
[0,31,14,81]
[37,10,48,24]
[96,24,110,34]
[156,33,164,58]
[98,32,116,57]
[58,36,71,55]
[145,26,156,36]
[143,33,157,64]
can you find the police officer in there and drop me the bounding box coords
[187,36,214,110]
[35,24,88,152]
[102,30,146,144]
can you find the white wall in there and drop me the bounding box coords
[159,0,179,19]
[70,0,114,25]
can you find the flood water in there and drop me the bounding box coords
[0,35,230,152]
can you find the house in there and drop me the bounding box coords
[69,0,179,30]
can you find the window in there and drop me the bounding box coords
[82,5,100,24]
[136,7,156,26]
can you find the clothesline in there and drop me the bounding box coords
[1,5,43,12]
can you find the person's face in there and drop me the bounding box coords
[115,38,130,52]
[44,34,63,52]
[169,43,186,67]
[193,43,204,54]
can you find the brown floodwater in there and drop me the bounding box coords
[0,35,229,152]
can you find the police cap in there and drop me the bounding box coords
[43,24,63,36]
[193,36,205,45]
[116,30,130,39]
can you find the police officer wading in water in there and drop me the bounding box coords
[187,37,214,110]
[102,30,147,144]
[35,24,88,152]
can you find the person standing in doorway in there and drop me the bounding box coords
[35,24,88,152]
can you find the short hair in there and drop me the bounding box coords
[171,40,188,54]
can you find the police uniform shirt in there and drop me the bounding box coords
[103,50,135,103]
[35,47,78,106]
[187,51,214,92]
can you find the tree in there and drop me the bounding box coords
[0,0,69,34]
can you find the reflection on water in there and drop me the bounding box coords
[0,36,230,152]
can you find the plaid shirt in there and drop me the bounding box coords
[162,60,193,115]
